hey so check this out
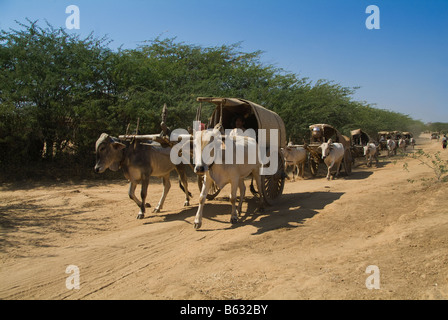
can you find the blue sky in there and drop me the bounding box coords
[1,0,447,123]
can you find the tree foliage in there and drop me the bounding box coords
[0,21,428,177]
[427,122,448,133]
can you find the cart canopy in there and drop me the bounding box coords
[309,124,344,143]
[350,128,371,145]
[197,97,287,148]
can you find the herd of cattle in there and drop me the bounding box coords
[94,128,415,229]
[94,129,266,229]
[282,130,415,182]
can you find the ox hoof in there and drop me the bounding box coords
[137,213,145,219]
[153,208,161,213]
[184,201,190,207]
[194,222,202,230]
[230,216,238,224]
[145,203,151,208]
[254,206,264,214]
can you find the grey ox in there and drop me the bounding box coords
[94,133,191,219]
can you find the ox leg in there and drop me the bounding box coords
[336,161,341,177]
[237,178,246,217]
[300,162,305,178]
[194,174,213,230]
[137,179,149,219]
[326,163,333,180]
[179,168,191,207]
[154,175,171,213]
[252,170,265,212]
[129,182,151,210]
[229,181,239,224]
[284,163,291,181]
[292,163,296,181]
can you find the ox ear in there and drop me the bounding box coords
[112,141,126,150]
[327,138,333,144]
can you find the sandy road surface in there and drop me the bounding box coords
[1,134,447,299]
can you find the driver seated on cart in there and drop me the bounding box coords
[159,121,172,147]
[311,126,324,143]
[228,114,256,140]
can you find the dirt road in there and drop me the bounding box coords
[1,134,447,299]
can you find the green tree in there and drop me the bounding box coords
[0,21,429,178]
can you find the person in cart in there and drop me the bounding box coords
[159,121,172,147]
[229,114,256,140]
[311,126,323,143]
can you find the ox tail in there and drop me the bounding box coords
[179,180,193,198]
[175,165,193,198]
[249,177,258,195]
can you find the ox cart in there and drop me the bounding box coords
[304,124,352,177]
[392,131,403,140]
[377,131,391,151]
[195,97,287,205]
[430,132,439,141]
[350,128,372,159]
[402,131,413,146]
[402,131,412,140]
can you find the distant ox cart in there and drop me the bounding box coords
[402,131,415,149]
[304,124,352,177]
[377,131,401,150]
[350,128,373,159]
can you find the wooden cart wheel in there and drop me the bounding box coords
[260,152,285,206]
[197,175,221,200]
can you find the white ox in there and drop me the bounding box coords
[320,139,345,180]
[363,143,378,167]
[192,129,264,230]
[387,139,397,156]
[281,145,307,180]
[409,137,416,149]
[398,138,407,153]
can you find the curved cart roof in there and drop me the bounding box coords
[350,128,371,145]
[309,124,350,147]
[197,97,287,148]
